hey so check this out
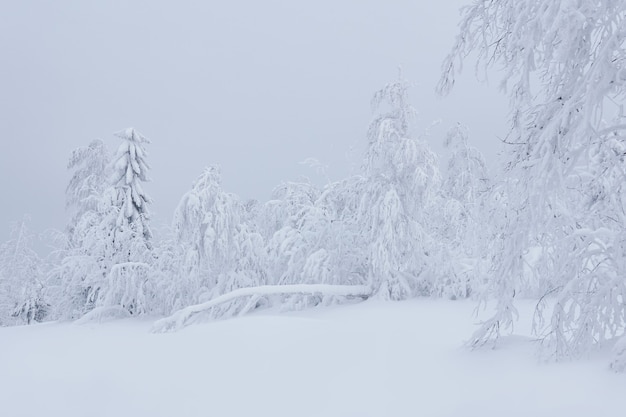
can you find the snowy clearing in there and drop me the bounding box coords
[1,299,624,417]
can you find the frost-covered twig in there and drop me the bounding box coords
[610,335,626,372]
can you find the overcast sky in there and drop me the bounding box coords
[0,0,508,246]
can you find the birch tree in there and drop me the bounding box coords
[361,72,445,299]
[440,0,626,365]
[0,218,47,325]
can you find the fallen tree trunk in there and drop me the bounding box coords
[152,284,372,333]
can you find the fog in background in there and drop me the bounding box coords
[0,0,508,246]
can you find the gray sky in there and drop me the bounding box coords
[0,0,507,246]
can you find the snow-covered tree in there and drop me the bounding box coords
[260,180,321,241]
[0,218,47,325]
[109,128,152,243]
[359,72,446,299]
[173,166,238,294]
[265,74,451,303]
[265,180,322,283]
[172,165,266,311]
[442,124,489,228]
[93,127,155,314]
[154,172,372,330]
[440,0,626,364]
[265,74,459,304]
[46,139,112,319]
[439,123,491,298]
[65,139,111,238]
[266,181,348,309]
[53,129,156,319]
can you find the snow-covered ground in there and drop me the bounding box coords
[1,300,624,417]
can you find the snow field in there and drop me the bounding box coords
[1,299,625,417]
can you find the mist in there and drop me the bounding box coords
[0,0,507,244]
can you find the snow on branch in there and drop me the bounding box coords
[611,336,626,373]
[152,284,372,333]
[109,262,151,273]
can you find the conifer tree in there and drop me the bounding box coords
[109,127,152,243]
[53,129,155,318]
[96,127,154,314]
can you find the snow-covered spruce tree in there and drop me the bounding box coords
[109,128,153,243]
[439,0,626,363]
[0,218,47,325]
[93,127,155,315]
[52,129,155,319]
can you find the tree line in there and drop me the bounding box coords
[1,0,625,371]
